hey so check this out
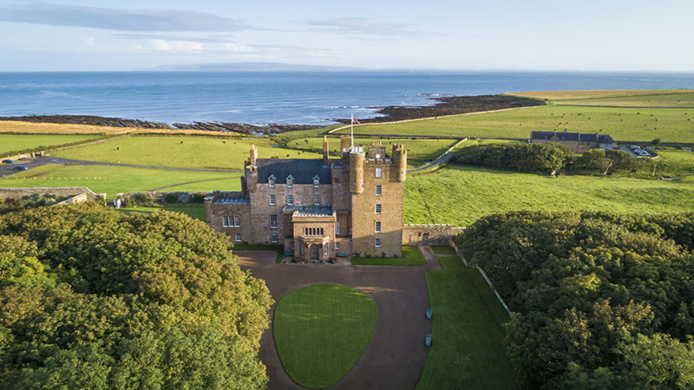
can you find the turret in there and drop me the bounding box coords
[323,136,330,166]
[340,135,352,164]
[349,150,365,194]
[392,144,407,183]
[245,145,258,192]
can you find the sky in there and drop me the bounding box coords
[0,0,692,72]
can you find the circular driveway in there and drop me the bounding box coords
[235,247,442,390]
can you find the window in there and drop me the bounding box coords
[375,221,382,233]
[324,245,328,255]
[268,175,276,188]
[304,227,324,236]
[335,242,340,250]
[287,194,294,206]
[375,167,382,177]
[314,195,320,206]
[335,221,340,236]
[313,175,320,188]
[235,233,242,242]
[286,175,294,188]
[375,238,381,248]
[375,185,382,196]
[269,194,276,205]
[270,215,278,228]
[271,233,278,243]
[375,204,382,214]
[223,216,240,228]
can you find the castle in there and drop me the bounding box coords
[204,136,407,261]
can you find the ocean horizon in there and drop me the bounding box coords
[1,71,693,126]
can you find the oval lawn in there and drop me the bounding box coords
[273,284,378,389]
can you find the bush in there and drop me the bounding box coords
[135,193,149,203]
[164,193,179,204]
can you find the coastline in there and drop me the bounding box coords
[0,94,543,135]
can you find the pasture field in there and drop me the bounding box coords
[404,164,694,227]
[417,257,512,390]
[0,120,241,136]
[52,135,323,170]
[274,284,378,389]
[284,137,460,163]
[550,93,694,108]
[0,134,100,155]
[0,164,242,197]
[652,147,694,178]
[336,105,694,143]
[504,89,693,102]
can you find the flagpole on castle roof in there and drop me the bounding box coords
[350,113,354,149]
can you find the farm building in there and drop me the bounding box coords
[530,130,617,153]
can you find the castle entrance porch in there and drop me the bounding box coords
[309,244,319,261]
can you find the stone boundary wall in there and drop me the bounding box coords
[0,187,98,201]
[477,266,512,317]
[402,223,466,246]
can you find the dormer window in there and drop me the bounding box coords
[313,175,320,188]
[286,175,294,188]
[268,175,276,188]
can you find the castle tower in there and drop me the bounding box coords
[392,144,407,183]
[349,149,365,194]
[245,144,258,192]
[323,136,330,166]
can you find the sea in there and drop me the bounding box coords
[0,71,693,126]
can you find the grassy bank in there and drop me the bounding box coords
[417,257,512,389]
[0,134,101,156]
[351,246,426,266]
[404,164,694,226]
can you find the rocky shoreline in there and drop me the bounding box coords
[0,94,542,135]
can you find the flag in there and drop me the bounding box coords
[351,114,360,124]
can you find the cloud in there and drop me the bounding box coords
[113,33,236,44]
[0,2,253,32]
[305,18,417,37]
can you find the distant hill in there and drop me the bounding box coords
[148,62,365,72]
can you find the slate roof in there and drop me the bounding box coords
[256,158,331,184]
[213,197,249,205]
[530,131,615,144]
[289,205,334,217]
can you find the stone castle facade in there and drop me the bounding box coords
[205,136,407,261]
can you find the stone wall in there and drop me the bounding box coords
[0,187,98,201]
[402,224,466,246]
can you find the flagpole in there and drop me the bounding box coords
[350,113,354,149]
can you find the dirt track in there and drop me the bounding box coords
[235,247,442,390]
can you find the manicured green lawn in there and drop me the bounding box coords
[351,246,426,266]
[404,164,694,227]
[53,135,323,170]
[232,244,284,263]
[274,284,378,389]
[417,257,512,390]
[338,105,694,143]
[0,134,100,155]
[116,205,206,221]
[0,163,242,197]
[431,246,457,255]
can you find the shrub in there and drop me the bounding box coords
[164,193,179,204]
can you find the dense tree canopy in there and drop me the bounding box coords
[455,211,694,389]
[0,203,272,389]
[452,143,573,175]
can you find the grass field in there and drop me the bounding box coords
[0,120,242,136]
[336,105,694,143]
[350,246,426,266]
[417,257,512,390]
[284,137,460,164]
[0,134,100,155]
[274,284,378,389]
[405,164,694,226]
[431,246,457,255]
[116,205,206,221]
[52,135,323,170]
[504,89,694,102]
[0,164,242,197]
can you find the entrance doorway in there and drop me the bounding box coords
[422,233,429,246]
[309,244,319,261]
